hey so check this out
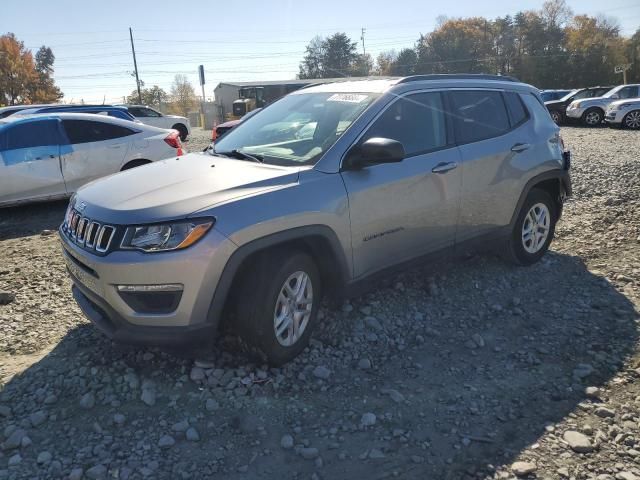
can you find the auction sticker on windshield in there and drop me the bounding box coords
[327,93,369,103]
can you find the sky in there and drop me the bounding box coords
[2,0,639,104]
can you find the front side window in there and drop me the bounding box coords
[213,92,379,165]
[361,92,447,156]
[3,120,60,151]
[62,120,136,144]
[141,108,161,117]
[449,90,511,144]
[617,86,639,99]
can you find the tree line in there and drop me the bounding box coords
[299,0,640,88]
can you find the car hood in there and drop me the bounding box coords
[573,96,609,107]
[165,114,187,121]
[545,99,566,108]
[76,153,300,224]
[608,98,640,108]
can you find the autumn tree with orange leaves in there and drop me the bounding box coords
[0,33,62,106]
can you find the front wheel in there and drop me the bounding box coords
[549,110,562,124]
[623,110,640,130]
[235,251,321,365]
[582,108,603,127]
[505,189,557,266]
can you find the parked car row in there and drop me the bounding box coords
[0,103,191,139]
[544,84,640,129]
[0,113,184,207]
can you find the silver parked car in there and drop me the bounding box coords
[60,75,572,364]
[605,98,640,129]
[565,84,640,126]
[0,113,184,207]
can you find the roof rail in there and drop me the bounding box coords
[397,74,520,84]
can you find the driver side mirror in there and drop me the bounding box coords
[610,94,619,99]
[343,137,405,170]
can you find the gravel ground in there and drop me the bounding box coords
[0,126,639,480]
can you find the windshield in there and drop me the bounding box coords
[213,92,379,166]
[558,90,580,102]
[604,86,623,98]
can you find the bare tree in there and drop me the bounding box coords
[169,74,196,117]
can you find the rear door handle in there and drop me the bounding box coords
[108,144,123,149]
[511,143,531,153]
[432,162,458,174]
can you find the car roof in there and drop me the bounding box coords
[296,75,533,95]
[0,112,154,129]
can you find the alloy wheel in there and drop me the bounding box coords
[585,111,601,126]
[550,111,561,123]
[522,203,551,254]
[624,111,640,129]
[273,271,313,347]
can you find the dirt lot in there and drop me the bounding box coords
[0,126,639,480]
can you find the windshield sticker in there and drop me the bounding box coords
[327,93,368,103]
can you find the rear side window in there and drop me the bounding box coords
[503,92,529,127]
[3,120,60,151]
[449,90,510,144]
[62,120,136,144]
[362,92,447,156]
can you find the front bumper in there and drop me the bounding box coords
[605,110,625,124]
[565,106,586,119]
[60,225,237,347]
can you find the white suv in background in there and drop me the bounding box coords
[0,113,184,207]
[122,105,192,141]
[566,84,640,126]
[605,98,640,129]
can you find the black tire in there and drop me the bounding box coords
[623,110,640,130]
[172,124,188,141]
[234,250,322,365]
[121,159,151,171]
[549,110,562,124]
[581,108,603,127]
[504,188,557,266]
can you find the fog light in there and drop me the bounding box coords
[116,284,184,314]
[117,284,183,292]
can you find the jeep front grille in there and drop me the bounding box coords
[63,210,116,254]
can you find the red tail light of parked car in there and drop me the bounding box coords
[165,131,184,156]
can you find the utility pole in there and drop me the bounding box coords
[129,27,142,104]
[360,28,366,56]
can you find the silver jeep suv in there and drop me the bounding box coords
[60,75,571,364]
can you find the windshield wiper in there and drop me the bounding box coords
[215,149,263,163]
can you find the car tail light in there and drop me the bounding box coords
[164,131,183,156]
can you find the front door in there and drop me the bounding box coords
[341,91,462,278]
[0,119,65,205]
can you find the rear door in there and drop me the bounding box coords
[0,119,65,205]
[341,91,462,278]
[450,89,533,242]
[60,119,136,192]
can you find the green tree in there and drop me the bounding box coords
[351,53,373,77]
[298,33,359,78]
[375,50,397,76]
[126,85,168,107]
[391,48,418,76]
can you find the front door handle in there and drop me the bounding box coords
[511,143,531,153]
[432,162,458,174]
[108,144,123,149]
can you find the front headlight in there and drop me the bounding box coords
[612,103,631,111]
[121,218,214,252]
[572,101,583,108]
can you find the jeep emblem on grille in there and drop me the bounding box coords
[77,202,87,212]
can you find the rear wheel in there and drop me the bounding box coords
[121,159,151,171]
[582,108,603,127]
[549,110,562,124]
[505,189,557,266]
[234,250,321,365]
[172,124,188,141]
[623,110,640,130]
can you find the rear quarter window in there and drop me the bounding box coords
[503,92,529,127]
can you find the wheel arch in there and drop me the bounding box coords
[207,225,350,329]
[120,158,152,171]
[509,170,571,227]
